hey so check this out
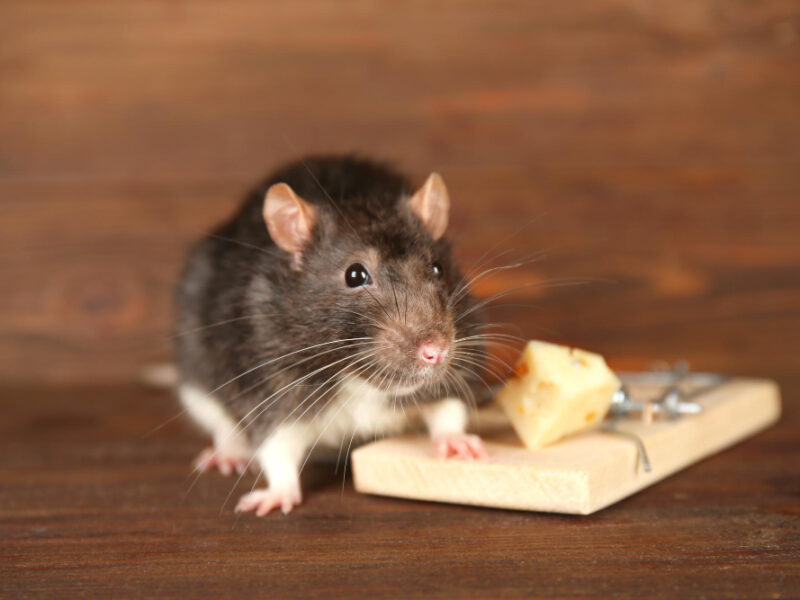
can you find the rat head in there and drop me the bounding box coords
[261,169,482,397]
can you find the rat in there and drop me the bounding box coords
[175,155,488,516]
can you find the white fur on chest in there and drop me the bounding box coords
[309,377,414,448]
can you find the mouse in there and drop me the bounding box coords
[175,155,488,516]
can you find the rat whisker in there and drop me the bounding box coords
[227,349,376,441]
[455,332,524,356]
[454,348,516,380]
[445,370,489,417]
[219,354,380,514]
[456,344,520,371]
[224,340,379,404]
[219,451,261,515]
[450,363,479,411]
[455,332,527,344]
[449,251,549,308]
[388,271,403,323]
[206,336,373,396]
[268,351,381,439]
[223,357,379,514]
[450,248,552,304]
[294,152,366,246]
[337,360,395,490]
[455,278,596,324]
[147,339,377,439]
[234,347,380,437]
[454,213,547,287]
[337,308,386,330]
[471,320,526,334]
[183,459,209,503]
[366,363,395,448]
[448,354,497,401]
[276,349,390,434]
[452,347,509,373]
[340,425,359,492]
[297,359,380,477]
[168,314,278,340]
[457,336,521,351]
[455,340,523,359]
[202,231,280,258]
[144,410,188,439]
[449,248,517,305]
[439,368,465,412]
[363,286,394,322]
[394,371,411,421]
[450,355,508,386]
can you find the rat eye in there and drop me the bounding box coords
[345,263,372,288]
[432,261,443,278]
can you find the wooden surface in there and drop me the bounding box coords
[1,0,799,384]
[1,381,798,598]
[353,378,782,514]
[1,1,799,598]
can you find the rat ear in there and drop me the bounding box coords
[407,173,450,240]
[263,183,317,261]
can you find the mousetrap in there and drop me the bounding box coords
[351,371,781,514]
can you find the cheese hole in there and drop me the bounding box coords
[570,349,591,368]
[514,362,529,378]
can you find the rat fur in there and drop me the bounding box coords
[175,155,487,515]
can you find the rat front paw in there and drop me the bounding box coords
[432,433,487,460]
[193,447,250,476]
[235,486,303,516]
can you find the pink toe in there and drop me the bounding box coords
[256,501,276,517]
[458,441,473,458]
[434,440,449,459]
[470,441,488,459]
[432,435,488,461]
[193,448,216,472]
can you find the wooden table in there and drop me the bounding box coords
[2,378,798,598]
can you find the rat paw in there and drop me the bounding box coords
[193,447,250,476]
[235,486,302,516]
[433,433,487,460]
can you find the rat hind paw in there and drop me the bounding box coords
[193,447,250,476]
[235,486,302,516]
[433,433,487,460]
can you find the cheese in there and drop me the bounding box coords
[496,341,620,449]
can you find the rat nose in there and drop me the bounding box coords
[417,340,449,366]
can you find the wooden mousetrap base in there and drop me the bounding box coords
[351,377,781,514]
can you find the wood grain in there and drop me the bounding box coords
[1,381,798,598]
[352,378,782,514]
[1,0,798,383]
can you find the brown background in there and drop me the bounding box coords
[2,1,798,598]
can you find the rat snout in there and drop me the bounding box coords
[417,338,450,367]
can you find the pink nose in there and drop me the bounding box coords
[418,341,449,366]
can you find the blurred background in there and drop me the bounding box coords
[1,1,798,388]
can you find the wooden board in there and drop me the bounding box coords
[352,377,782,514]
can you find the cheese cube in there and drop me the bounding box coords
[496,341,620,449]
